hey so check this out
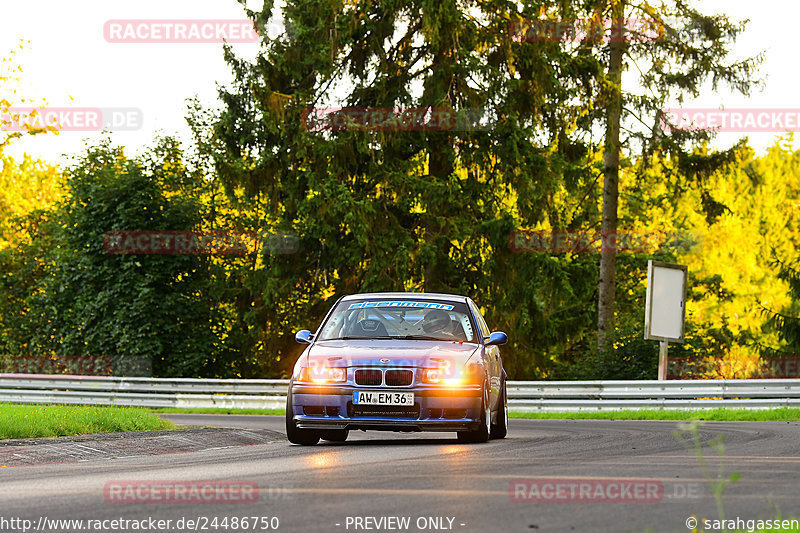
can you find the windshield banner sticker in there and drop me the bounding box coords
[348,301,454,310]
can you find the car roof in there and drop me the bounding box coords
[340,292,468,303]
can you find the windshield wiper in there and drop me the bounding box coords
[393,335,450,341]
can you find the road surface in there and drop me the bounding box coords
[1,415,799,532]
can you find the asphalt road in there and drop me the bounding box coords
[1,415,800,533]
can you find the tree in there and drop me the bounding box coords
[610,139,800,377]
[21,139,223,376]
[764,256,800,357]
[0,40,65,362]
[0,39,58,151]
[190,0,605,377]
[561,0,763,349]
[0,39,63,249]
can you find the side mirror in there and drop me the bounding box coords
[485,331,508,346]
[295,330,314,344]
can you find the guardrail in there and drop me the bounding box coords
[1,374,800,411]
[0,374,289,410]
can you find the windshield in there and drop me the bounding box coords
[317,299,477,342]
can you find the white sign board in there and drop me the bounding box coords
[644,260,687,343]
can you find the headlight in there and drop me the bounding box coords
[299,366,346,383]
[422,368,445,384]
[422,363,484,385]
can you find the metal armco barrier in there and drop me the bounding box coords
[0,375,288,410]
[1,374,800,412]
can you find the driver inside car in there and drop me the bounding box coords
[421,309,465,340]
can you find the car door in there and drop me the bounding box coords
[468,299,501,409]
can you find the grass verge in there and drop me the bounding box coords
[152,407,800,421]
[152,407,284,416]
[0,404,175,439]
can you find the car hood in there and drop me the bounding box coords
[304,339,480,368]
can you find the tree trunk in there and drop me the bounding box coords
[424,137,453,292]
[422,20,456,293]
[598,1,625,351]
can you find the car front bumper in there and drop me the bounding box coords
[290,383,484,432]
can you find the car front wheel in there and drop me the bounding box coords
[490,380,508,439]
[285,389,320,446]
[457,386,491,444]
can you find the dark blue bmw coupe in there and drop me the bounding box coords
[286,292,508,445]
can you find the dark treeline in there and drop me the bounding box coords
[3,1,800,379]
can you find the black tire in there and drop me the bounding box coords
[490,380,508,439]
[319,429,349,442]
[457,386,491,443]
[285,389,320,445]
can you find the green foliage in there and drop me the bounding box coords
[7,139,225,377]
[677,142,800,366]
[763,255,800,356]
[190,0,611,378]
[0,4,791,381]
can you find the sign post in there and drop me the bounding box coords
[658,339,669,381]
[644,260,688,380]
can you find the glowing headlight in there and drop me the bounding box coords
[422,368,444,384]
[299,366,346,383]
[422,364,484,385]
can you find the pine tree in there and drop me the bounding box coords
[562,0,763,349]
[190,0,602,376]
[764,256,800,356]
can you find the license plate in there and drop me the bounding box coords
[353,391,414,406]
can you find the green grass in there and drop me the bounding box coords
[152,407,285,416]
[0,404,175,439]
[152,407,800,421]
[508,407,800,421]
